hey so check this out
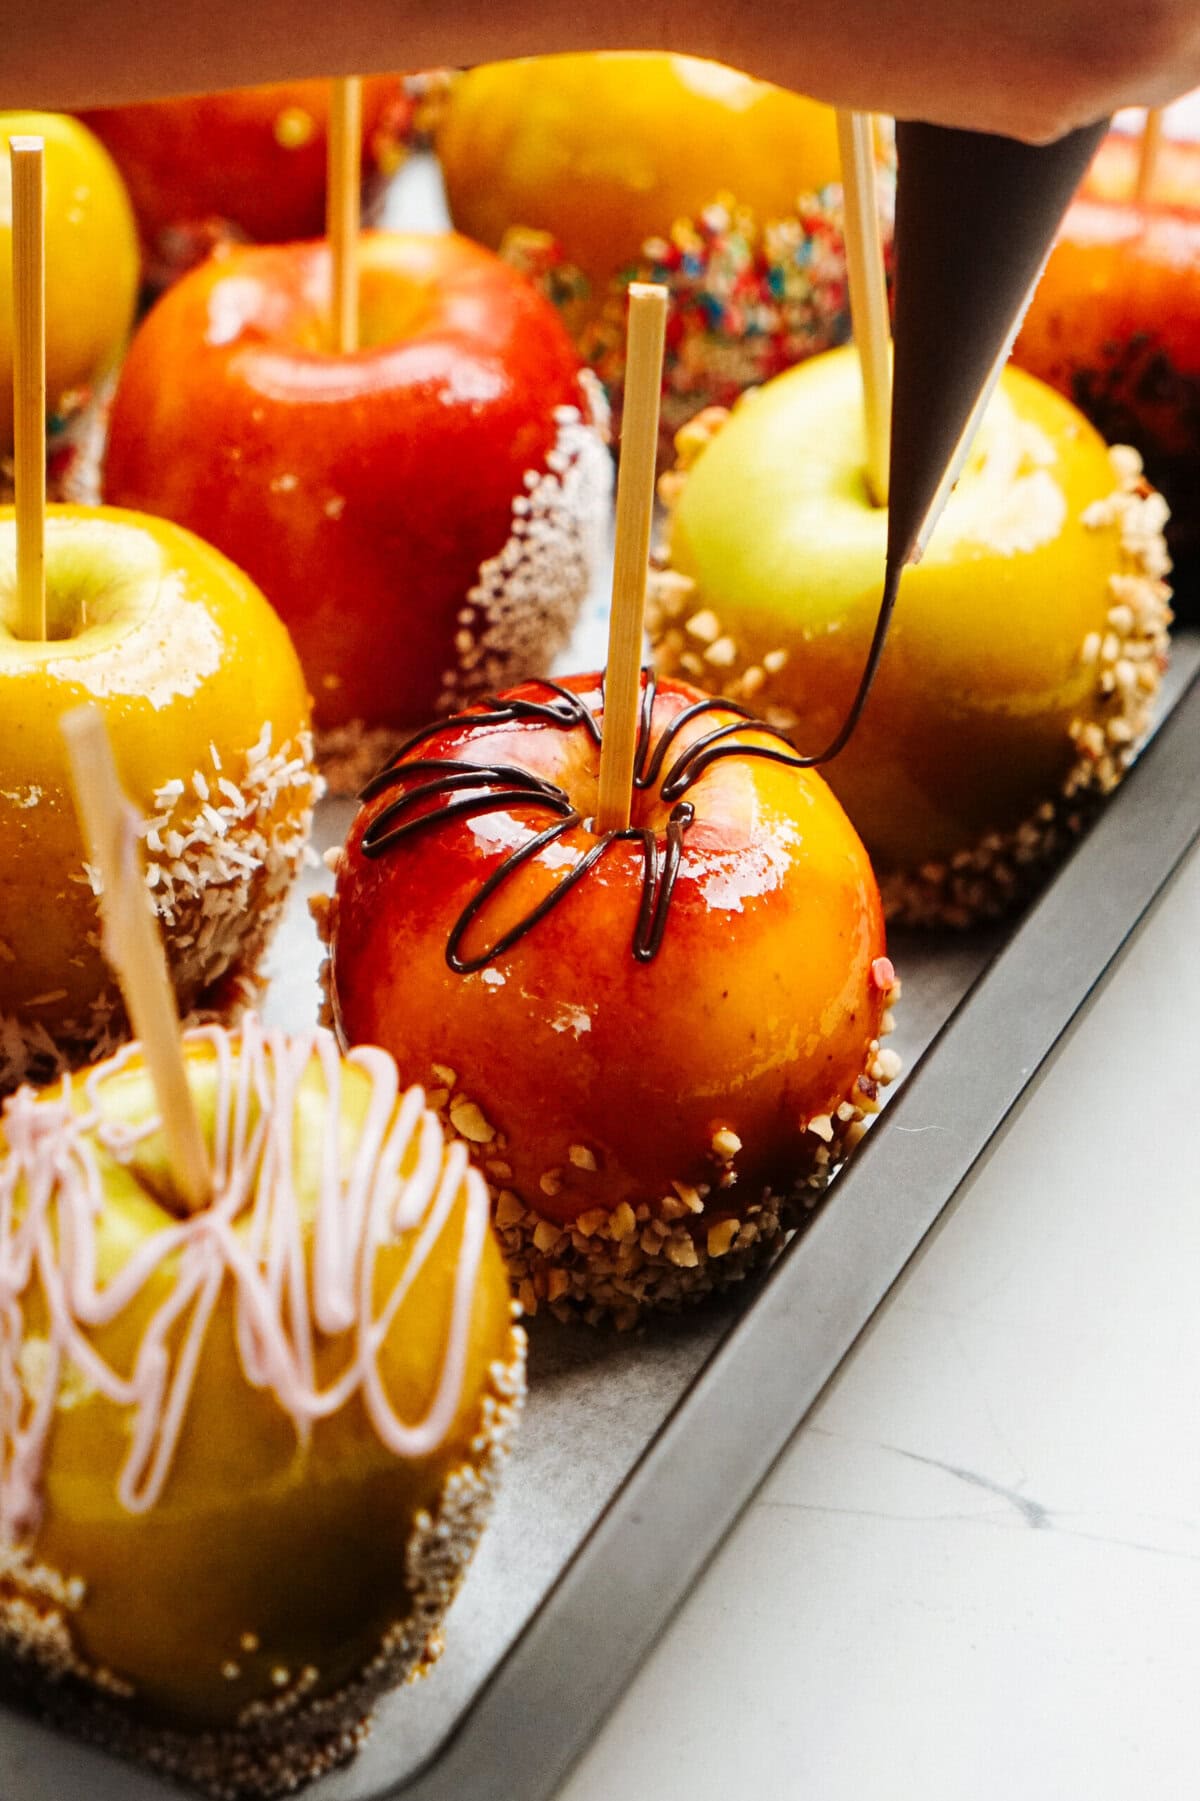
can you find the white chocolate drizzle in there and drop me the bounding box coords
[0,1017,490,1544]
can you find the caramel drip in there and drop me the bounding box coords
[0,1017,490,1544]
[359,670,835,972]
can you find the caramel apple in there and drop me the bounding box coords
[101,231,612,793]
[437,54,889,447]
[0,505,319,1091]
[78,79,412,289]
[0,113,138,474]
[0,1015,523,1796]
[323,671,899,1326]
[646,349,1173,927]
[1014,128,1200,605]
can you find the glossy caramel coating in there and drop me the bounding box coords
[101,233,605,748]
[1,1031,516,1735]
[655,351,1162,876]
[1013,142,1200,596]
[0,113,139,453]
[438,53,841,330]
[329,674,889,1238]
[79,78,409,259]
[1082,130,1200,212]
[0,506,314,1083]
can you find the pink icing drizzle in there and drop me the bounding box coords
[0,1016,491,1545]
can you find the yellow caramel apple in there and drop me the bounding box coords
[439,54,841,319]
[0,506,319,1090]
[0,113,139,455]
[0,1017,523,1796]
[325,672,900,1325]
[648,350,1172,926]
[437,55,879,443]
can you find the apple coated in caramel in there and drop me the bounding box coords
[0,113,138,460]
[1014,135,1200,604]
[648,349,1172,927]
[79,78,412,289]
[438,53,883,448]
[0,1018,523,1797]
[102,231,612,793]
[323,672,900,1326]
[0,506,319,1091]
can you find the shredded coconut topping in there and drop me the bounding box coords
[315,376,612,795]
[0,728,320,1095]
[436,372,612,713]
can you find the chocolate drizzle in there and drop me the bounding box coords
[358,673,830,973]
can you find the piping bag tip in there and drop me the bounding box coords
[882,117,1110,598]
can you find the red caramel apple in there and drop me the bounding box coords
[0,505,319,1092]
[102,232,612,792]
[323,672,899,1325]
[1014,129,1200,602]
[437,54,890,449]
[78,79,412,288]
[0,1016,523,1797]
[647,351,1173,927]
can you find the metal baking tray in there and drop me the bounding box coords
[4,635,1197,1801]
[4,156,1199,1801]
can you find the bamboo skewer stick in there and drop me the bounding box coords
[1135,107,1164,206]
[327,75,363,353]
[62,706,212,1214]
[836,110,892,508]
[10,136,46,642]
[595,283,668,836]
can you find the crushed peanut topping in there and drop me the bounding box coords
[648,430,1171,931]
[448,1099,495,1144]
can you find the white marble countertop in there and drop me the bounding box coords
[555,838,1200,1801]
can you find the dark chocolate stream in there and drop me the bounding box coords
[358,673,842,973]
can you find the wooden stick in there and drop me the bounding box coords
[10,137,46,642]
[327,75,362,353]
[595,283,668,836]
[836,110,891,508]
[1135,107,1164,207]
[62,706,211,1213]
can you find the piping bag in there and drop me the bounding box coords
[852,118,1110,721]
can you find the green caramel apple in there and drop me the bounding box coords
[649,348,1172,925]
[0,1018,523,1795]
